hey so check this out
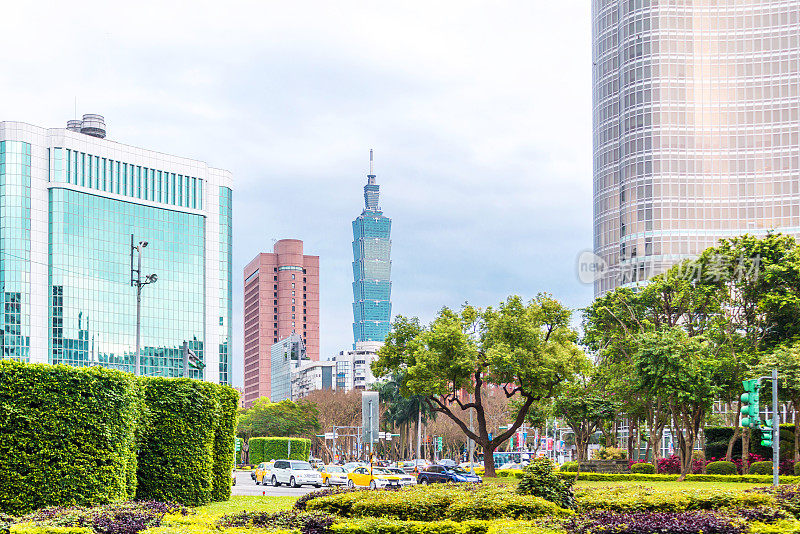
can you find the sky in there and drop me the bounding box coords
[1,1,594,386]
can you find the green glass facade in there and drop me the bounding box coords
[0,141,31,361]
[352,172,392,345]
[49,188,206,376]
[0,122,232,384]
[218,186,232,385]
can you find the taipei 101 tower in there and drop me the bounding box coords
[351,150,392,346]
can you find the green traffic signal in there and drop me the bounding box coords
[740,379,762,429]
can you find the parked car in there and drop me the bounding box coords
[271,460,323,488]
[347,466,402,489]
[417,465,482,484]
[319,464,349,486]
[232,471,236,486]
[438,459,457,468]
[396,459,429,473]
[459,462,482,470]
[383,466,417,486]
[254,461,275,485]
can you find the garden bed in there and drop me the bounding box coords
[7,483,800,534]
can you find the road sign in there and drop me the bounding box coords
[361,391,380,444]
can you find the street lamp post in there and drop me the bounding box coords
[131,235,157,376]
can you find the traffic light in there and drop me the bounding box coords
[761,420,774,448]
[740,379,761,428]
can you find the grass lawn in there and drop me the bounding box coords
[197,496,296,517]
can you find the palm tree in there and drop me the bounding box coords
[374,373,434,460]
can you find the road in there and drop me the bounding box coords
[231,471,323,497]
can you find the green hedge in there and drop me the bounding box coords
[750,461,774,475]
[307,486,571,521]
[0,362,237,514]
[331,519,490,534]
[706,461,737,475]
[0,361,141,515]
[705,425,795,460]
[211,385,239,502]
[557,471,800,484]
[137,378,219,506]
[576,485,774,513]
[248,437,311,464]
[630,463,656,474]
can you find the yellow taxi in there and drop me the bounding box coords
[347,466,402,489]
[255,461,274,485]
[319,464,349,486]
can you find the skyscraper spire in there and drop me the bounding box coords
[364,149,379,210]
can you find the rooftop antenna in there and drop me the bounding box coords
[369,149,374,175]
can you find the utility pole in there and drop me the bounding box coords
[416,403,422,470]
[130,235,157,376]
[772,368,779,487]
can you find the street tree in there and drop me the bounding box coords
[237,398,321,461]
[552,371,615,464]
[634,327,722,480]
[372,294,587,477]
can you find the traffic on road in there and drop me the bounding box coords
[233,456,513,496]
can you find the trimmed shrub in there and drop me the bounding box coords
[0,361,141,515]
[576,484,774,513]
[136,377,219,506]
[331,519,490,534]
[560,462,579,472]
[630,463,656,474]
[707,461,738,475]
[211,386,239,502]
[751,461,775,475]
[517,458,575,509]
[307,485,571,522]
[248,437,312,464]
[795,462,800,477]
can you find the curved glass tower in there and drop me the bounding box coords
[352,151,392,345]
[592,0,800,295]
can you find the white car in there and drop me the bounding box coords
[270,460,323,488]
[383,466,417,485]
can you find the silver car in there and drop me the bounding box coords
[271,460,323,488]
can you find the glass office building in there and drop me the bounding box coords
[352,152,392,345]
[270,333,307,402]
[0,116,233,384]
[592,0,800,295]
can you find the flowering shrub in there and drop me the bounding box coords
[17,501,188,534]
[748,486,800,518]
[218,510,334,534]
[294,486,361,511]
[565,510,746,534]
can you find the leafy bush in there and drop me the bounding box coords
[565,510,746,534]
[575,485,774,513]
[0,361,141,515]
[795,463,800,477]
[751,462,775,475]
[749,486,800,519]
[294,487,360,511]
[248,437,312,464]
[135,378,219,506]
[307,485,571,521]
[517,458,575,509]
[592,447,627,460]
[211,386,239,502]
[630,463,656,474]
[560,462,579,472]
[707,461,738,475]
[331,518,490,534]
[217,509,334,534]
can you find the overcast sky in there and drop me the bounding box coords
[2,1,594,386]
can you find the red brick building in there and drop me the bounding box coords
[243,239,320,408]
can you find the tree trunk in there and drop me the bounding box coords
[742,428,751,474]
[794,398,800,463]
[481,439,497,477]
[725,400,742,461]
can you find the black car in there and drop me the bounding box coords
[417,465,482,484]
